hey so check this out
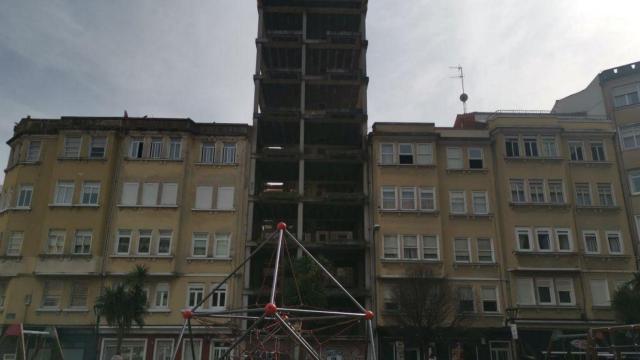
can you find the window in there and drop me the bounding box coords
[606,231,623,255]
[182,339,202,360]
[63,136,82,158]
[70,282,88,308]
[169,137,182,160]
[597,183,614,206]
[9,143,21,166]
[528,179,545,203]
[129,137,144,159]
[516,278,535,305]
[0,282,6,309]
[7,232,23,256]
[383,235,399,259]
[575,183,592,206]
[402,235,418,259]
[192,233,208,257]
[510,179,526,203]
[614,90,640,108]
[471,191,488,214]
[535,278,555,305]
[505,137,520,157]
[399,187,416,210]
[26,141,41,162]
[81,181,100,205]
[523,137,538,157]
[214,233,231,258]
[569,142,584,161]
[449,191,466,214]
[398,143,414,164]
[142,183,159,206]
[556,279,575,305]
[468,147,483,169]
[481,287,498,312]
[154,283,169,308]
[90,136,107,158]
[222,143,236,164]
[160,183,178,206]
[380,144,394,164]
[73,230,92,255]
[211,284,227,310]
[137,230,152,255]
[621,126,640,150]
[54,181,74,205]
[490,342,511,360]
[383,286,398,311]
[158,230,172,255]
[630,171,640,195]
[102,339,146,360]
[555,229,572,252]
[150,137,163,159]
[16,185,33,208]
[477,238,494,262]
[195,186,214,209]
[47,229,65,254]
[516,228,532,251]
[590,142,605,161]
[446,147,463,169]
[422,235,439,260]
[419,188,436,211]
[42,280,63,308]
[590,279,610,306]
[381,186,396,210]
[216,187,235,210]
[542,137,558,157]
[121,182,139,206]
[154,339,174,360]
[454,238,471,262]
[583,231,599,254]
[211,341,230,360]
[457,287,474,312]
[416,143,433,165]
[115,230,132,255]
[187,284,204,308]
[548,180,564,204]
[201,143,215,163]
[535,228,552,252]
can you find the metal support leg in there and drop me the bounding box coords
[275,313,320,360]
[367,319,377,360]
[170,320,189,360]
[218,314,267,360]
[270,229,285,304]
[187,319,197,360]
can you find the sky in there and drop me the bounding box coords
[1,0,640,175]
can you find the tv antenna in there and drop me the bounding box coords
[450,65,468,113]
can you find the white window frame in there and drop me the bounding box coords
[467,147,484,169]
[382,235,400,260]
[63,135,82,158]
[41,280,63,309]
[222,143,236,164]
[137,230,152,255]
[590,141,606,162]
[547,180,565,204]
[535,278,556,305]
[195,185,214,210]
[154,283,170,309]
[115,230,132,255]
[182,339,203,360]
[480,286,500,313]
[555,228,573,252]
[187,284,205,308]
[605,231,624,255]
[210,341,231,360]
[201,143,215,163]
[379,143,395,164]
[471,191,489,215]
[523,137,539,157]
[597,183,615,206]
[73,230,92,255]
[141,182,159,206]
[213,233,231,259]
[380,186,397,210]
[583,230,600,254]
[153,339,174,360]
[169,137,182,160]
[453,237,471,263]
[398,143,414,164]
[590,279,611,307]
[121,182,140,206]
[630,171,640,195]
[192,233,209,257]
[16,185,33,208]
[129,137,145,159]
[89,136,107,159]
[80,181,101,205]
[54,181,75,205]
[516,278,536,305]
[449,190,466,214]
[69,281,89,308]
[101,338,147,360]
[555,278,576,306]
[401,235,419,260]
[26,140,41,162]
[6,232,24,256]
[446,147,463,169]
[528,179,545,203]
[575,183,593,206]
[419,187,436,211]
[399,187,417,210]
[515,227,533,252]
[510,179,526,203]
[476,238,494,263]
[216,186,235,210]
[416,143,433,165]
[505,136,520,157]
[47,229,66,255]
[210,284,227,311]
[421,235,439,261]
[568,141,585,161]
[157,230,172,256]
[542,136,558,157]
[160,183,178,206]
[149,137,163,159]
[534,228,553,252]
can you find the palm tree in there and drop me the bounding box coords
[95,265,149,357]
[612,272,640,324]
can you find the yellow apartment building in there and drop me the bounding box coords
[0,117,249,360]
[369,112,637,359]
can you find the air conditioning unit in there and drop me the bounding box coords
[330,231,353,242]
[315,231,330,242]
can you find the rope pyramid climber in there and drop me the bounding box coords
[171,222,377,360]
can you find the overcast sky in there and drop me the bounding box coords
[1,1,640,175]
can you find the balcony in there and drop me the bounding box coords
[34,255,101,275]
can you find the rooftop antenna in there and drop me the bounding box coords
[450,65,468,113]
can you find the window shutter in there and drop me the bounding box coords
[516,278,534,305]
[216,187,235,210]
[142,183,159,206]
[121,183,139,205]
[195,186,213,209]
[161,183,178,205]
[590,280,610,306]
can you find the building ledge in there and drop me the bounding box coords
[508,267,581,272]
[63,307,89,313]
[380,259,442,264]
[582,254,630,261]
[446,168,489,174]
[453,262,498,269]
[4,160,42,172]
[377,163,436,168]
[504,156,564,163]
[48,203,101,208]
[194,162,239,167]
[57,156,108,162]
[125,157,183,163]
[148,308,171,313]
[516,305,580,310]
[110,255,174,260]
[0,256,22,261]
[186,257,232,263]
[0,207,32,214]
[514,251,577,257]
[575,205,620,212]
[117,204,178,209]
[38,254,93,260]
[509,202,571,210]
[191,208,236,213]
[568,160,613,167]
[448,213,493,220]
[379,209,439,216]
[36,308,61,313]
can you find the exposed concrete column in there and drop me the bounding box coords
[297,10,307,243]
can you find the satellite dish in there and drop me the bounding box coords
[460,93,468,103]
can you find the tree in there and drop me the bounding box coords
[95,265,149,357]
[612,272,640,324]
[390,266,465,358]
[283,255,328,308]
